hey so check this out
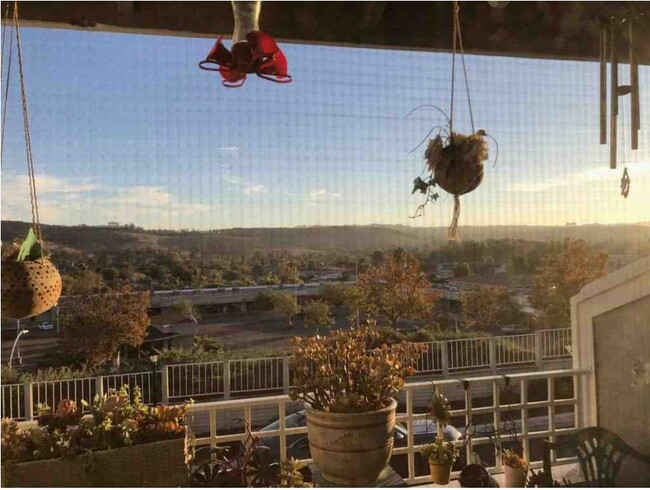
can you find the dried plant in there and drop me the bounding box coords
[429,392,452,427]
[290,326,424,412]
[422,438,459,464]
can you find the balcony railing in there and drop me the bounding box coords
[186,368,589,486]
[2,329,572,421]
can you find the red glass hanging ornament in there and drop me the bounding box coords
[199,31,291,87]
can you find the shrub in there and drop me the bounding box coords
[422,438,459,464]
[290,326,424,413]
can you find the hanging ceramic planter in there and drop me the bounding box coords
[1,229,62,320]
[2,3,61,320]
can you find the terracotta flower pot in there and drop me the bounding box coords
[429,460,454,485]
[1,256,61,320]
[306,399,396,486]
[503,464,528,487]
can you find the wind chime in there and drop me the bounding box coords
[199,1,292,87]
[409,1,495,241]
[599,10,642,198]
[1,1,62,320]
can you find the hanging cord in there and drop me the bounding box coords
[1,1,14,160]
[454,4,475,134]
[13,1,43,244]
[449,1,476,136]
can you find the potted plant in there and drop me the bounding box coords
[502,449,529,487]
[290,325,423,486]
[423,438,460,485]
[1,386,192,487]
[422,392,459,484]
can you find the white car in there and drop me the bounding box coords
[37,321,54,331]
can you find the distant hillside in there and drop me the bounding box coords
[2,220,649,256]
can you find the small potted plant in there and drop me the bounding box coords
[423,438,460,485]
[502,449,529,487]
[422,392,459,484]
[290,325,423,486]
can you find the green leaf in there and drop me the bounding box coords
[16,228,43,262]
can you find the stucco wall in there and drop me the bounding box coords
[593,296,650,454]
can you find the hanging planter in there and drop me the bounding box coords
[408,2,496,241]
[1,228,62,320]
[1,3,61,320]
[199,1,292,87]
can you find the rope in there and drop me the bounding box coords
[1,2,14,160]
[455,6,475,134]
[449,1,476,136]
[13,1,42,243]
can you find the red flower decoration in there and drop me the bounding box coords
[199,31,292,88]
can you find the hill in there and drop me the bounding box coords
[2,220,648,256]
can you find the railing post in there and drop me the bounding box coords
[440,341,449,377]
[160,366,170,404]
[24,382,34,421]
[489,337,497,374]
[223,361,231,400]
[95,376,104,400]
[282,356,291,395]
[535,330,544,369]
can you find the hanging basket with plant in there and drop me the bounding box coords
[1,2,61,320]
[409,2,497,241]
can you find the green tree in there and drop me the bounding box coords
[355,253,431,328]
[62,270,104,295]
[319,282,351,308]
[260,290,300,326]
[459,286,522,331]
[302,300,334,328]
[531,239,608,327]
[173,298,200,323]
[59,289,150,367]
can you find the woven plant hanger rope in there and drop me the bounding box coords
[1,1,14,159]
[12,0,43,245]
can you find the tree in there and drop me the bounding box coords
[453,262,470,278]
[459,286,522,331]
[173,298,200,323]
[319,283,351,308]
[59,289,150,367]
[302,300,334,328]
[531,239,608,326]
[259,290,300,325]
[62,270,104,295]
[355,253,431,328]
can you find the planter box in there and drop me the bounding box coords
[1,437,189,488]
[1,456,92,488]
[92,437,189,487]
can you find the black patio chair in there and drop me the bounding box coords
[542,426,650,487]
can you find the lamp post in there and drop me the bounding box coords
[9,329,29,369]
[149,354,160,405]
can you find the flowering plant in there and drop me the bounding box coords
[290,326,424,413]
[502,449,529,470]
[1,385,190,464]
[422,437,459,464]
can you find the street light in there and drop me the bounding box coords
[9,329,29,369]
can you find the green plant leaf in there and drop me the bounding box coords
[16,228,43,262]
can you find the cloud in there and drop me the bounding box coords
[219,146,240,153]
[306,188,342,203]
[242,184,267,195]
[508,161,650,193]
[1,172,212,228]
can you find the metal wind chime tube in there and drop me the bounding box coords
[629,19,640,150]
[610,19,618,169]
[601,13,642,170]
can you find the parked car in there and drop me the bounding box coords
[37,321,54,331]
[258,411,462,477]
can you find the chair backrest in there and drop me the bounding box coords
[568,427,636,486]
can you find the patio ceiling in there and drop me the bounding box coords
[11,1,650,64]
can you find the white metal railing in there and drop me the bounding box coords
[186,368,589,486]
[2,329,571,420]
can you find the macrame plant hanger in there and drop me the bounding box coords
[1,1,62,320]
[409,1,494,241]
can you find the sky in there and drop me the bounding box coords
[1,27,649,230]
